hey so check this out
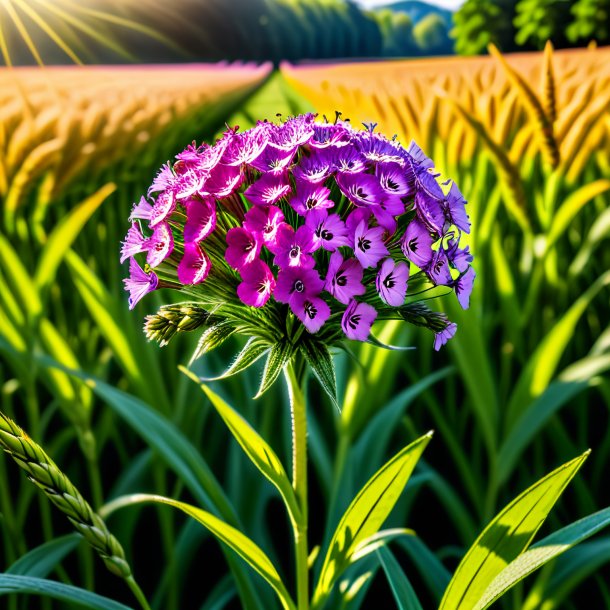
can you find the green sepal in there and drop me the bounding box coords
[199,337,271,381]
[189,322,237,365]
[300,336,338,408]
[255,340,294,399]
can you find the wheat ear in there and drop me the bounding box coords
[0,411,131,579]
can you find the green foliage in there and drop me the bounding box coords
[412,13,452,54]
[514,0,573,49]
[567,0,610,44]
[452,0,516,55]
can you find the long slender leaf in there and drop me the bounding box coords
[474,507,610,610]
[377,547,424,610]
[439,451,589,610]
[313,432,432,606]
[180,366,300,524]
[103,493,295,610]
[255,340,293,398]
[6,535,81,577]
[0,575,131,609]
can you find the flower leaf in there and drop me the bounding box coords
[312,432,432,606]
[198,337,270,382]
[255,340,294,399]
[300,337,338,408]
[189,322,237,365]
[180,366,301,524]
[439,451,590,610]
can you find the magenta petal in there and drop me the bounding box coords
[225,227,260,270]
[341,300,378,341]
[291,293,330,333]
[325,253,365,305]
[275,267,324,304]
[120,222,148,263]
[250,144,296,173]
[129,196,153,221]
[336,172,384,207]
[146,222,174,268]
[149,190,176,227]
[177,242,211,285]
[184,198,217,243]
[237,260,276,308]
[201,162,242,198]
[306,210,350,251]
[245,172,291,206]
[244,205,285,249]
[123,257,158,310]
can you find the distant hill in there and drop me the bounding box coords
[376,1,454,26]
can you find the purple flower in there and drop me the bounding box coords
[353,220,389,268]
[274,225,318,269]
[177,242,211,285]
[310,123,351,148]
[221,127,269,166]
[407,141,434,170]
[245,172,291,206]
[184,198,216,243]
[129,196,153,222]
[446,239,473,273]
[175,169,206,200]
[197,139,230,172]
[401,218,435,268]
[274,267,324,304]
[123,257,158,309]
[146,222,174,268]
[121,222,148,263]
[250,144,296,173]
[225,227,260,270]
[289,180,334,216]
[376,258,409,306]
[357,132,404,165]
[148,163,174,195]
[346,208,372,235]
[342,300,378,341]
[271,115,315,150]
[324,251,365,304]
[306,210,350,251]
[333,145,367,174]
[243,205,285,251]
[201,163,243,198]
[376,161,413,198]
[293,150,333,183]
[336,173,384,207]
[291,293,331,333]
[415,190,445,235]
[149,190,176,228]
[237,260,276,308]
[442,182,470,233]
[427,249,452,286]
[434,322,457,351]
[453,267,476,309]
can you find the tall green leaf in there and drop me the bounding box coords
[300,336,338,407]
[255,340,293,398]
[474,507,610,610]
[313,432,432,606]
[180,366,300,524]
[6,535,81,577]
[0,575,131,609]
[103,493,295,610]
[377,547,424,610]
[439,451,590,610]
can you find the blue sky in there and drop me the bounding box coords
[356,0,464,10]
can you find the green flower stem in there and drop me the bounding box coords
[285,361,309,610]
[126,575,153,610]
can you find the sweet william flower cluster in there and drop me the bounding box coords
[122,114,474,355]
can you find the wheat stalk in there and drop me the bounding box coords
[0,411,131,579]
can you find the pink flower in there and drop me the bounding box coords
[123,257,158,310]
[341,300,377,341]
[324,252,365,305]
[237,260,276,308]
[376,258,409,306]
[177,242,211,285]
[225,227,260,270]
[273,225,318,270]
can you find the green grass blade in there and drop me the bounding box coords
[377,547,424,610]
[180,366,300,525]
[439,451,590,610]
[103,493,295,610]
[300,336,338,408]
[6,535,81,577]
[0,575,131,609]
[34,183,116,293]
[255,340,293,399]
[313,432,432,606]
[474,507,610,610]
[506,270,610,427]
